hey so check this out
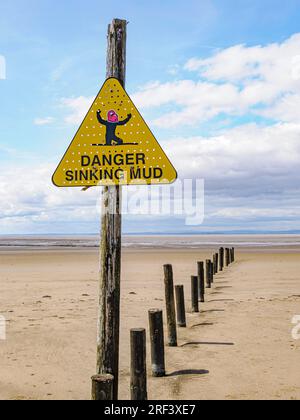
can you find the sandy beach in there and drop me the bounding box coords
[0,237,299,400]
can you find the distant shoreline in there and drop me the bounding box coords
[2,232,300,237]
[1,234,300,251]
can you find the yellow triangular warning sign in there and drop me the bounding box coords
[52,78,177,187]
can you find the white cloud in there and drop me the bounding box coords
[34,117,55,126]
[9,33,300,233]
[167,122,300,185]
[0,163,100,233]
[259,93,300,122]
[129,33,300,128]
[58,33,300,129]
[61,96,94,125]
[212,207,300,219]
[1,121,300,233]
[132,80,241,127]
[185,34,300,86]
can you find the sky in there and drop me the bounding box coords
[1,0,300,234]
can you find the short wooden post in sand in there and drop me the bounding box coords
[175,285,187,327]
[91,374,114,400]
[213,254,218,275]
[191,276,199,313]
[215,253,219,274]
[226,248,230,266]
[148,309,166,377]
[130,328,147,400]
[210,261,214,284]
[206,260,212,288]
[219,247,224,271]
[197,262,205,302]
[163,265,177,347]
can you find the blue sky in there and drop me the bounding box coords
[1,0,300,234]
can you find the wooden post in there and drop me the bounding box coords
[210,261,214,284]
[213,254,217,275]
[175,286,187,327]
[92,374,114,400]
[148,309,166,377]
[191,276,199,312]
[232,247,235,262]
[197,262,205,302]
[206,260,211,288]
[215,253,219,274]
[130,329,147,401]
[219,247,224,271]
[163,265,177,347]
[226,248,230,266]
[97,18,127,401]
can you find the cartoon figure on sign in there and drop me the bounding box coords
[97,109,132,146]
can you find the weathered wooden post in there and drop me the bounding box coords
[206,260,211,288]
[97,18,127,400]
[213,254,217,275]
[191,276,199,313]
[210,261,214,284]
[225,248,230,266]
[149,309,166,377]
[215,253,219,274]
[130,328,147,401]
[92,374,114,400]
[219,247,224,271]
[164,265,177,347]
[197,262,205,302]
[51,17,178,402]
[175,286,187,327]
[232,247,235,262]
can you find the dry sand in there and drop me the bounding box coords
[0,246,299,400]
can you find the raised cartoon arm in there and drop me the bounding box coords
[117,113,132,126]
[97,110,107,126]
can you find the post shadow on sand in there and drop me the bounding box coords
[201,309,225,313]
[208,299,234,303]
[167,369,209,377]
[181,341,234,347]
[191,322,214,328]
